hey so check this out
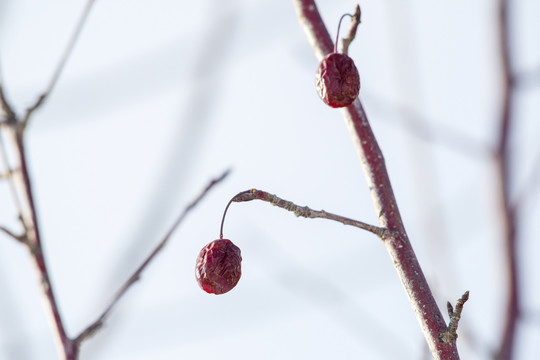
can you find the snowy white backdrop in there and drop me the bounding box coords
[1,0,539,359]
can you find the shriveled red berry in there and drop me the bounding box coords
[315,52,360,108]
[195,239,242,295]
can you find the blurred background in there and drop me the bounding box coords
[0,0,539,359]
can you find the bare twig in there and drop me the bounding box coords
[74,170,230,345]
[439,291,470,343]
[20,0,96,131]
[292,1,461,358]
[221,189,387,238]
[495,1,520,359]
[340,4,361,55]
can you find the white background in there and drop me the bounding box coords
[1,0,539,359]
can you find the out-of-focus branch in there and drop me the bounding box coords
[366,95,492,159]
[75,170,229,346]
[292,1,464,358]
[20,0,96,132]
[495,1,520,359]
[0,73,17,125]
[0,1,98,359]
[514,64,540,89]
[439,291,470,343]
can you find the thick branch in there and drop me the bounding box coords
[75,170,229,345]
[292,1,461,358]
[439,291,470,343]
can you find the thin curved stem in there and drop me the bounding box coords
[334,13,353,53]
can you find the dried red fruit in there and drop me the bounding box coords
[315,52,360,108]
[195,239,242,295]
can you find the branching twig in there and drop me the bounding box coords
[20,0,96,132]
[74,170,230,345]
[439,291,470,343]
[221,189,387,238]
[292,2,463,358]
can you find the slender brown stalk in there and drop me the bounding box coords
[495,0,519,359]
[0,1,98,358]
[0,124,77,359]
[292,1,463,358]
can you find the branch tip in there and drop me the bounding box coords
[340,4,362,55]
[221,188,383,237]
[439,291,470,343]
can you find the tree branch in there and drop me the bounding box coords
[495,1,519,359]
[74,170,229,346]
[439,291,470,343]
[222,189,387,237]
[292,1,463,358]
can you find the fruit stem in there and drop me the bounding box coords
[334,13,353,53]
[219,190,253,239]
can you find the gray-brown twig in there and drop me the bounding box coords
[439,291,470,343]
[220,189,387,239]
[292,1,464,358]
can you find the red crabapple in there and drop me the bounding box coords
[315,52,360,108]
[195,239,242,295]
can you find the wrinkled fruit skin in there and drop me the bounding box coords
[316,52,360,108]
[195,239,242,295]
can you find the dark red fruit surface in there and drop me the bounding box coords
[195,239,242,295]
[315,52,360,108]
